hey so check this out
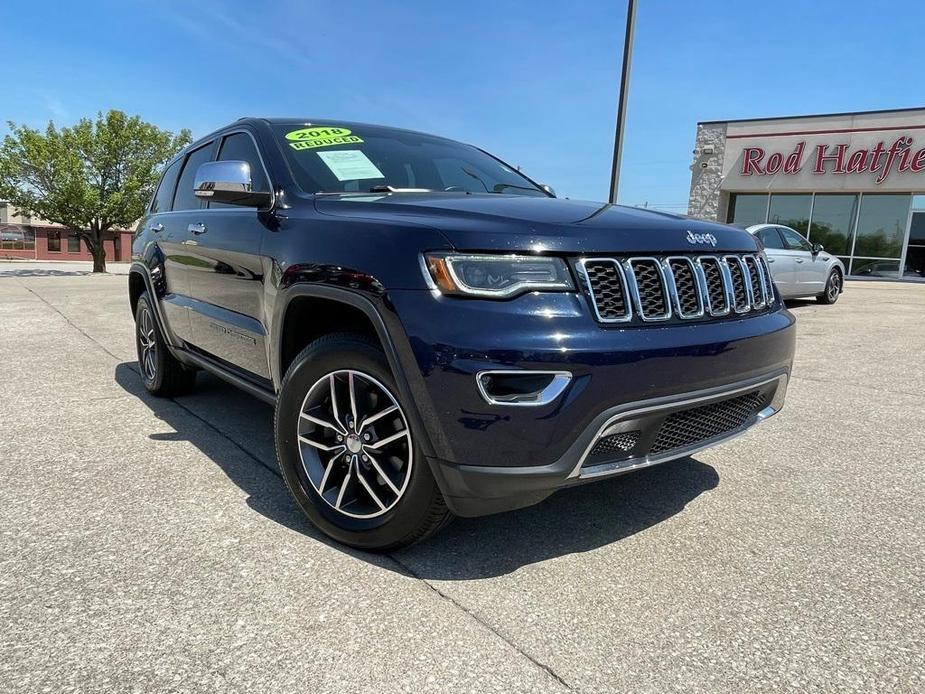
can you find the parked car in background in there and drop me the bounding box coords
[745,224,844,303]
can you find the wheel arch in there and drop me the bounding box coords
[271,285,442,460]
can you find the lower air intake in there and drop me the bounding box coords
[649,390,765,455]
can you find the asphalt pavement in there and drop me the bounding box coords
[1,261,922,693]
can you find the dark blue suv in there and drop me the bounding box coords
[129,118,795,550]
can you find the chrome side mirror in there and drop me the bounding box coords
[812,242,824,254]
[194,160,271,207]
[540,183,556,197]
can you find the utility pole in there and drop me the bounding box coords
[608,0,637,204]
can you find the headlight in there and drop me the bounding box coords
[424,253,574,298]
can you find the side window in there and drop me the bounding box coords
[780,227,812,251]
[757,226,785,250]
[210,132,270,208]
[150,158,183,214]
[172,143,215,211]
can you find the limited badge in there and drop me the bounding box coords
[284,126,363,150]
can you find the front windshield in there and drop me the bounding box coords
[272,123,548,197]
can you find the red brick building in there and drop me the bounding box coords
[0,204,134,262]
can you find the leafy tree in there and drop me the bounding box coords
[0,110,190,272]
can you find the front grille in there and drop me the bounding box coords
[583,260,630,321]
[725,257,750,312]
[668,258,701,316]
[629,258,669,319]
[579,253,772,324]
[649,390,765,455]
[699,257,729,314]
[587,430,640,463]
[743,256,765,308]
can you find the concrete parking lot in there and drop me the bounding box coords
[1,261,922,693]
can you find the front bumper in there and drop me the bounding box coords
[429,371,787,516]
[386,289,795,516]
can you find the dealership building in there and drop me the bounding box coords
[688,107,925,281]
[0,202,134,262]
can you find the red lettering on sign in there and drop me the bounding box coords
[741,147,765,175]
[739,134,924,183]
[814,144,848,174]
[765,152,783,174]
[783,141,805,174]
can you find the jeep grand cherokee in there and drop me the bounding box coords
[129,118,795,550]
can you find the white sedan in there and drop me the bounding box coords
[745,224,845,304]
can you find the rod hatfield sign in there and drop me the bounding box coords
[740,136,925,184]
[720,113,925,193]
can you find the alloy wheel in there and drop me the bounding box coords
[297,369,413,519]
[828,273,841,301]
[138,307,157,381]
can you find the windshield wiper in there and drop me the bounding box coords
[461,167,489,192]
[491,183,543,194]
[368,185,434,193]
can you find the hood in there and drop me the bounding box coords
[313,193,758,254]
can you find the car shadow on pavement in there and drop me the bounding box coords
[115,362,719,579]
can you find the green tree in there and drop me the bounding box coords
[0,110,190,272]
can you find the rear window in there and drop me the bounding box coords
[151,158,182,213]
[272,123,547,197]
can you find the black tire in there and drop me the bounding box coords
[134,292,197,396]
[275,332,451,551]
[817,268,842,304]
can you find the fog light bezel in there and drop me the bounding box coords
[475,370,572,407]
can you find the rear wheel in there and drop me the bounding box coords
[135,292,197,396]
[817,269,842,304]
[275,333,451,551]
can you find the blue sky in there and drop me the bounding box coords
[2,0,923,209]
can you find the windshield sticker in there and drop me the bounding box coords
[316,150,384,181]
[285,126,363,151]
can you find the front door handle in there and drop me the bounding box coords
[149,223,164,233]
[188,222,207,235]
[767,258,775,263]
[795,258,804,264]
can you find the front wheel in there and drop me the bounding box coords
[817,269,842,304]
[274,333,451,551]
[135,292,197,396]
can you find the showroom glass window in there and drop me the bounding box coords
[727,193,768,225]
[904,196,925,279]
[47,230,61,252]
[808,194,857,264]
[67,234,81,253]
[850,194,911,278]
[768,194,812,235]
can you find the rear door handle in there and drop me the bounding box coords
[149,223,164,233]
[795,259,804,264]
[188,223,207,235]
[767,258,775,263]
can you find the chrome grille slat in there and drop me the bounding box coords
[742,255,766,309]
[759,256,775,301]
[696,256,730,316]
[625,257,671,321]
[578,258,632,323]
[664,256,704,318]
[579,253,773,325]
[723,255,751,313]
